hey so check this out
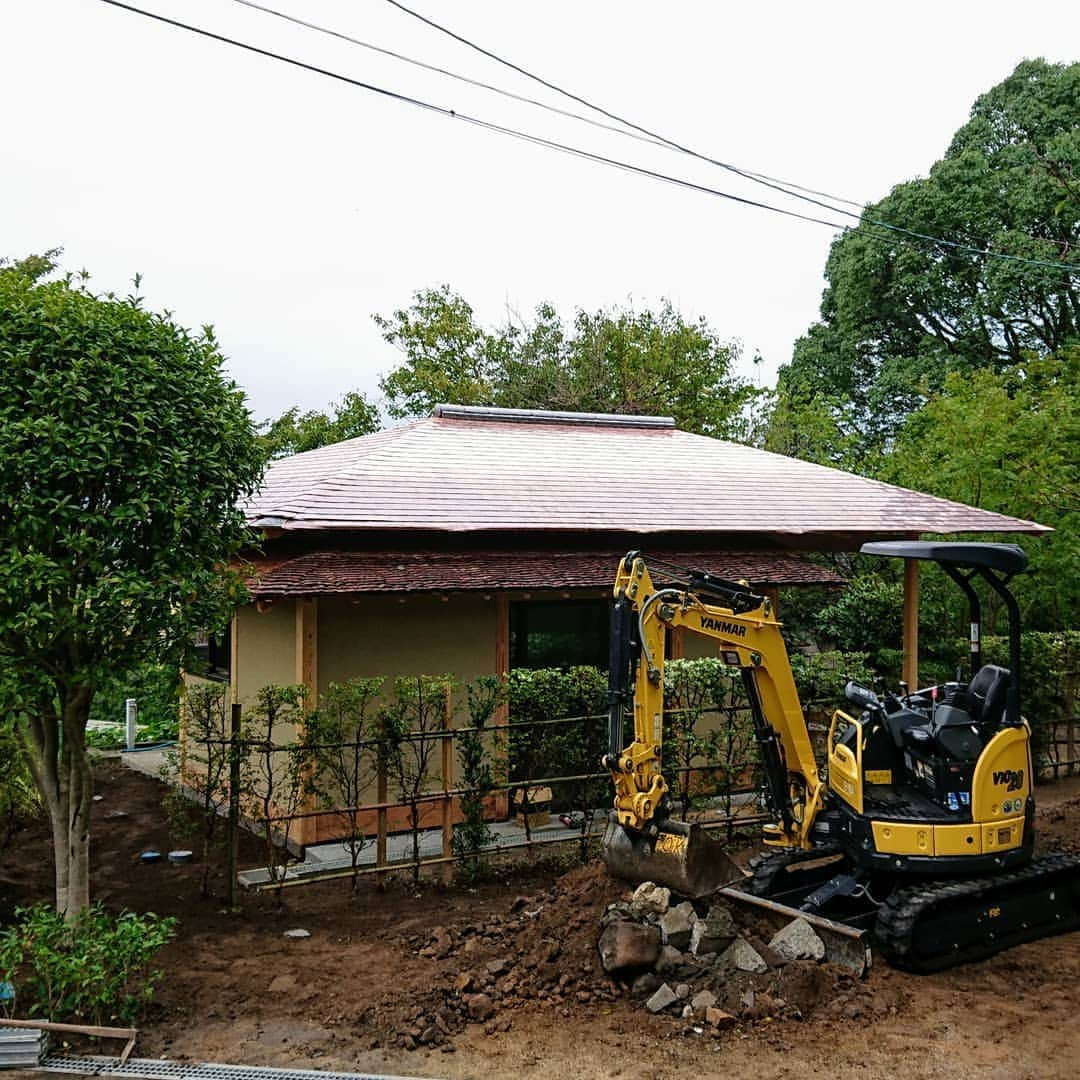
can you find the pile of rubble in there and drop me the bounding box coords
[598,880,843,1027]
[390,865,884,1053]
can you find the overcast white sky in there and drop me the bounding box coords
[3,1,1078,421]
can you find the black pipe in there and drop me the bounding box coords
[606,595,634,761]
[941,564,983,675]
[979,568,1023,726]
[741,668,794,831]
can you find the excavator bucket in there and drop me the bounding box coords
[602,813,745,899]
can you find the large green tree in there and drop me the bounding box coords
[773,58,1079,460]
[377,287,759,439]
[258,390,380,459]
[0,268,263,915]
[884,349,1079,629]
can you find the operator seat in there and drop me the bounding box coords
[964,664,1010,729]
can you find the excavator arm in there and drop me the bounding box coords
[603,552,824,849]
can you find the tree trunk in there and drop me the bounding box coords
[21,685,94,919]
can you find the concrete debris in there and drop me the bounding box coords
[630,881,671,918]
[645,983,678,1014]
[722,937,768,974]
[283,928,311,939]
[675,983,691,1000]
[691,989,717,1014]
[598,920,661,974]
[681,1003,694,1019]
[689,901,738,956]
[659,901,696,949]
[769,918,826,962]
[631,972,662,997]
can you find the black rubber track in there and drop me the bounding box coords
[874,852,1080,973]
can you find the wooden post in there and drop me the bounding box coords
[669,627,685,660]
[229,611,240,705]
[294,597,318,846]
[765,587,780,618]
[226,701,242,909]
[441,684,454,883]
[903,559,920,690]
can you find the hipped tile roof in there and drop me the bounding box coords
[247,407,1049,536]
[246,549,844,597]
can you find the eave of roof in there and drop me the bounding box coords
[245,408,1049,537]
[245,548,843,597]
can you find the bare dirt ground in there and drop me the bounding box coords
[2,762,1079,1080]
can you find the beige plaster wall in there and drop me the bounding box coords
[317,593,498,691]
[234,598,296,702]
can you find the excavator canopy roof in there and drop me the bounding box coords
[860,541,1028,575]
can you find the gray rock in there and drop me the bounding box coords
[681,1003,694,1019]
[769,918,826,962]
[740,989,755,1010]
[689,902,738,956]
[645,983,678,1014]
[283,928,311,939]
[655,944,684,973]
[690,989,717,1014]
[631,972,662,997]
[598,920,661,974]
[659,901,697,949]
[630,881,671,918]
[675,982,691,1000]
[721,937,768,974]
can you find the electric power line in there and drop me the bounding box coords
[382,0,1080,275]
[230,0,865,210]
[99,0,1078,278]
[96,0,860,233]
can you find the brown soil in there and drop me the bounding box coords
[2,763,1080,1080]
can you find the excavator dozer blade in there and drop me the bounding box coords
[602,813,745,899]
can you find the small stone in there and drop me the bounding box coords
[645,983,678,1014]
[659,901,696,949]
[655,944,684,973]
[465,993,495,1021]
[454,972,474,993]
[689,902,738,956]
[283,928,310,939]
[486,958,508,976]
[769,918,826,962]
[268,974,297,993]
[630,881,671,918]
[705,1006,737,1029]
[740,989,755,1010]
[721,937,768,974]
[631,972,662,997]
[401,1035,416,1051]
[419,1026,439,1045]
[598,920,661,974]
[681,1004,694,1019]
[690,990,717,1014]
[675,983,691,1000]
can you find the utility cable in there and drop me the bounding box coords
[100,1,1078,275]
[96,0,859,233]
[383,0,1079,276]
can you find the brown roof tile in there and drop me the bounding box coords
[247,548,843,596]
[247,408,1048,537]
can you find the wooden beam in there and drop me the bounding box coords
[294,596,318,845]
[903,559,920,690]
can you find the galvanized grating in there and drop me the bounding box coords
[41,1057,428,1080]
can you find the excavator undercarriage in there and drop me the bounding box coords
[601,545,1080,972]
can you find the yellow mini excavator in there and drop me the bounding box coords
[602,545,1080,971]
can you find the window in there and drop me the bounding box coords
[191,622,231,682]
[510,599,608,670]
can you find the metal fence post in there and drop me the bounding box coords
[226,702,242,909]
[441,685,454,883]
